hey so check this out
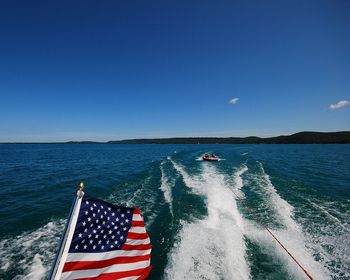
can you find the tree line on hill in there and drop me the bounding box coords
[106,131,350,144]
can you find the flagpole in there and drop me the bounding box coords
[49,182,85,280]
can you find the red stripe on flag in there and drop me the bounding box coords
[127,232,149,239]
[136,265,152,280]
[79,266,152,280]
[63,255,150,272]
[133,208,141,215]
[132,220,145,227]
[122,244,152,251]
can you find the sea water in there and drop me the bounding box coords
[0,144,349,279]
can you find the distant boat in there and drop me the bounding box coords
[202,154,219,161]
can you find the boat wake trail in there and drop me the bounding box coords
[307,199,350,233]
[0,219,65,280]
[160,160,175,216]
[303,198,350,279]
[108,172,159,229]
[245,162,329,279]
[232,162,248,191]
[165,160,250,280]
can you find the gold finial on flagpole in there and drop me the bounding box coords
[78,181,84,191]
[77,181,84,197]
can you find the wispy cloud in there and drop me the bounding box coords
[329,100,350,110]
[229,97,239,106]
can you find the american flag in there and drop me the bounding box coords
[58,195,151,280]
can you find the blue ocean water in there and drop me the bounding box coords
[0,144,349,279]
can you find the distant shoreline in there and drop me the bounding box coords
[1,131,350,144]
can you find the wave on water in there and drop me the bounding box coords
[165,160,250,280]
[232,163,248,191]
[256,162,298,231]
[160,160,174,216]
[0,219,65,280]
[245,162,330,279]
[170,159,202,192]
[307,199,350,233]
[303,198,350,279]
[108,172,159,229]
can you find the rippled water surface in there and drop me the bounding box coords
[0,144,349,279]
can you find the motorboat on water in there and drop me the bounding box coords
[202,153,219,161]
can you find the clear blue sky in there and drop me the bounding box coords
[0,0,349,142]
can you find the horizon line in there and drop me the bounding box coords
[0,130,349,144]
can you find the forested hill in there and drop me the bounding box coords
[107,131,350,144]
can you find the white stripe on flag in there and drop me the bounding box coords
[60,260,150,280]
[66,249,151,262]
[129,227,146,234]
[125,238,150,246]
[132,214,143,221]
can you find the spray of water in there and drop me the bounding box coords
[307,199,350,233]
[232,163,248,191]
[160,160,174,216]
[0,219,65,280]
[165,160,250,280]
[108,173,158,229]
[300,198,350,279]
[245,162,330,279]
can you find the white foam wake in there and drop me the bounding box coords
[308,199,350,233]
[303,198,350,279]
[233,163,248,191]
[165,161,250,280]
[257,162,298,231]
[249,162,330,279]
[170,159,202,192]
[160,160,174,216]
[108,174,158,229]
[0,219,65,280]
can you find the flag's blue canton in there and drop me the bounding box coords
[69,196,134,253]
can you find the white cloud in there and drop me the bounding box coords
[229,97,239,106]
[329,100,350,110]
